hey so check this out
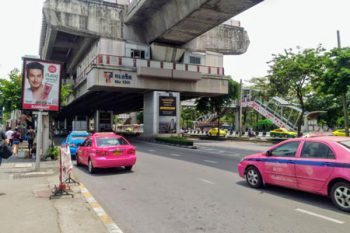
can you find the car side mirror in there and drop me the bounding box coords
[266,150,272,156]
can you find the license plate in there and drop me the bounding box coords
[113,150,122,155]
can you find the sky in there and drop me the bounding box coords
[0,0,350,82]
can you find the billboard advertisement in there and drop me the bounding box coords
[159,96,177,133]
[22,58,62,111]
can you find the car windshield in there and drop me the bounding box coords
[96,137,129,147]
[338,140,350,150]
[71,136,87,140]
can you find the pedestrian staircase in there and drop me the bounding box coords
[242,98,302,131]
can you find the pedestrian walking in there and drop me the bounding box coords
[12,128,21,156]
[26,126,35,158]
[0,130,12,166]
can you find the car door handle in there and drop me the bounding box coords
[287,160,295,164]
[323,162,332,167]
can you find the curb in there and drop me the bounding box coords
[79,183,123,233]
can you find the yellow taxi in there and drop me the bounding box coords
[332,129,347,136]
[208,128,228,137]
[270,128,297,138]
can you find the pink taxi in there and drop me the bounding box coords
[76,132,136,173]
[238,136,350,212]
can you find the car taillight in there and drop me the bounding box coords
[127,148,135,155]
[96,150,106,156]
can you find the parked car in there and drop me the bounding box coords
[270,128,297,138]
[76,132,136,173]
[65,131,90,159]
[237,136,350,212]
[333,129,346,136]
[208,128,227,137]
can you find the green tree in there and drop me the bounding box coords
[60,83,73,106]
[317,47,350,135]
[196,77,240,136]
[0,69,22,114]
[181,107,199,129]
[267,46,324,136]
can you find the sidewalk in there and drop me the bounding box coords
[0,156,107,233]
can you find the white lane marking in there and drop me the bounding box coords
[198,178,215,185]
[218,150,226,153]
[148,149,155,152]
[295,208,344,224]
[170,153,182,157]
[204,160,218,164]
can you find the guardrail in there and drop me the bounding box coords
[76,54,225,86]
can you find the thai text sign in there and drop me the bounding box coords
[159,96,176,116]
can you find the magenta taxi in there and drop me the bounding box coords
[237,136,350,212]
[76,132,136,173]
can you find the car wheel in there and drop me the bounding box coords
[76,155,81,166]
[125,166,133,171]
[330,181,350,212]
[245,166,263,188]
[88,159,95,174]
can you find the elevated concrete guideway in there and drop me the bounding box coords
[38,0,263,134]
[125,0,263,45]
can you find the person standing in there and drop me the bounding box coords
[26,126,35,158]
[5,127,14,147]
[12,128,21,156]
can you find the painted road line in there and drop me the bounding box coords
[218,150,226,153]
[79,183,124,233]
[170,153,182,157]
[148,149,155,152]
[198,178,215,185]
[204,160,218,164]
[295,208,344,224]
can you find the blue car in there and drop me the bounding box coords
[65,131,90,159]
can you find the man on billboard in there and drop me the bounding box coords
[24,62,47,103]
[22,59,61,111]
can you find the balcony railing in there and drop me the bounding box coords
[76,54,225,86]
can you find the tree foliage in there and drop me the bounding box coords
[196,77,240,136]
[267,46,325,135]
[317,47,350,135]
[0,69,22,114]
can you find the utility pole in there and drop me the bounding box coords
[239,79,243,137]
[337,30,349,136]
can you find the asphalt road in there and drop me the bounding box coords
[73,139,350,233]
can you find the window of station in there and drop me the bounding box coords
[130,49,145,59]
[189,56,201,65]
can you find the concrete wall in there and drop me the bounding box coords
[184,25,250,55]
[43,0,124,39]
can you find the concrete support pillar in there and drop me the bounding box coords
[86,116,89,131]
[43,114,50,157]
[143,91,180,136]
[234,109,240,132]
[130,112,137,124]
[95,110,100,132]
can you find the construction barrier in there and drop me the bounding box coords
[50,146,75,199]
